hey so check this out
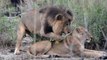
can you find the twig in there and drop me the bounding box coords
[101,29,107,50]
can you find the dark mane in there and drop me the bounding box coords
[39,6,67,19]
[47,7,61,19]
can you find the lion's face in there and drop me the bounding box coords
[44,6,73,35]
[52,13,72,35]
[51,10,73,35]
[74,27,93,43]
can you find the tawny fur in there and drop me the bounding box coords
[14,6,73,55]
[27,40,51,58]
[27,26,107,58]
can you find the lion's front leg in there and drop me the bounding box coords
[44,32,64,40]
[40,19,65,40]
[40,26,64,40]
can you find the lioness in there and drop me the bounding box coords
[14,6,73,55]
[27,26,107,58]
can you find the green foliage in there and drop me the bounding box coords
[0,0,107,47]
[39,0,107,43]
[0,16,19,41]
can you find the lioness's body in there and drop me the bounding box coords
[47,36,83,56]
[48,27,106,58]
[47,27,88,56]
[14,6,73,55]
[28,27,107,58]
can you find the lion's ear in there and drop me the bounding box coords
[39,7,47,13]
[55,14,63,20]
[67,10,73,16]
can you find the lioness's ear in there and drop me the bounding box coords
[55,14,63,20]
[76,27,81,33]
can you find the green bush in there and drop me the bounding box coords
[38,0,107,49]
[0,0,107,48]
[0,16,19,43]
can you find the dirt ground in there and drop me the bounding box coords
[0,37,103,60]
[0,48,97,60]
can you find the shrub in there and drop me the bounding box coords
[40,0,107,49]
[0,16,19,46]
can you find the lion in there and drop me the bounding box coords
[27,26,107,58]
[14,6,73,55]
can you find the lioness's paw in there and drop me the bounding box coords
[99,51,107,56]
[97,51,107,58]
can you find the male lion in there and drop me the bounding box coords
[27,26,107,58]
[14,6,73,55]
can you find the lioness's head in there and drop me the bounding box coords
[73,26,93,43]
[45,6,73,35]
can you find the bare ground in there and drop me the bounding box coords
[0,37,102,60]
[0,48,97,60]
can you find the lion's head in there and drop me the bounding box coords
[43,6,73,35]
